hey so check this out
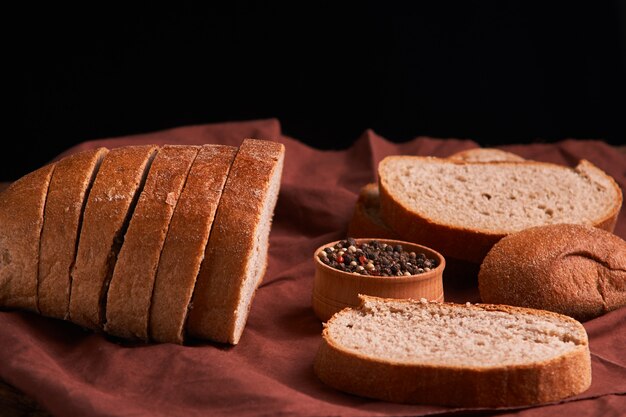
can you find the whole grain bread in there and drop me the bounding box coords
[186,139,285,344]
[149,145,237,344]
[105,145,199,339]
[479,223,626,321]
[69,145,158,330]
[0,163,56,312]
[38,148,108,319]
[348,148,525,240]
[314,295,591,407]
[378,157,622,263]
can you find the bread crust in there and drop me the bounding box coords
[105,145,199,339]
[479,223,626,321]
[314,297,592,407]
[38,148,108,319]
[186,139,285,344]
[0,163,56,312]
[149,145,237,344]
[69,145,158,330]
[378,157,622,263]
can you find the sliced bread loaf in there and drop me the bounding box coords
[0,163,56,312]
[38,148,108,319]
[186,139,285,344]
[69,145,158,330]
[105,145,199,339]
[149,144,237,344]
[314,296,591,407]
[348,148,525,240]
[378,157,622,263]
[479,223,626,321]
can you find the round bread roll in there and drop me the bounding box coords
[478,224,626,321]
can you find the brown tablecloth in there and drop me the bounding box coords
[1,119,625,416]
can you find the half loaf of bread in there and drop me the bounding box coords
[314,296,592,407]
[0,139,283,345]
[379,157,622,263]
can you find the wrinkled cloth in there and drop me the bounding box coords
[1,119,625,416]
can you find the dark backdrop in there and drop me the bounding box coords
[13,2,626,181]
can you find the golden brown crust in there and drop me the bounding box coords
[378,157,622,263]
[149,145,237,344]
[69,145,158,330]
[186,139,285,344]
[314,297,592,407]
[105,145,199,339]
[448,148,526,162]
[38,148,108,319]
[479,224,626,321]
[0,163,56,312]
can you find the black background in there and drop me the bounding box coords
[13,2,626,182]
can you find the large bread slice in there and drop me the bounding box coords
[104,145,199,339]
[314,296,591,407]
[69,145,158,330]
[378,157,622,263]
[38,148,108,319]
[149,145,237,344]
[348,148,525,240]
[479,223,626,321]
[0,163,56,311]
[186,139,285,344]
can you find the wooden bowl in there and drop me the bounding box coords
[312,238,445,322]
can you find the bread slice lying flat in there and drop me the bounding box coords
[105,145,199,339]
[69,145,158,330]
[186,139,285,344]
[348,148,525,241]
[0,163,56,312]
[149,144,237,344]
[379,157,622,263]
[314,296,591,407]
[38,148,108,319]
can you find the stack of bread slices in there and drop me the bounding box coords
[0,139,285,345]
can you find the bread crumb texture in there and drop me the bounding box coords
[328,299,587,367]
[380,158,620,233]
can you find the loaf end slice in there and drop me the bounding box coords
[149,145,237,344]
[186,139,285,344]
[69,145,158,330]
[479,223,626,321]
[0,163,56,311]
[314,296,591,407]
[38,148,109,319]
[378,157,622,263]
[105,145,199,340]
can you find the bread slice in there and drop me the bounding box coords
[479,223,626,321]
[379,157,622,263]
[69,145,158,330]
[348,148,525,240]
[105,145,199,339]
[186,139,285,344]
[314,296,591,407]
[38,148,108,319]
[0,163,56,312]
[149,145,237,344]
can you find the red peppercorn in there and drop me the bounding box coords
[359,255,367,265]
[337,255,344,263]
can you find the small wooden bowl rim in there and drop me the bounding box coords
[313,238,446,283]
